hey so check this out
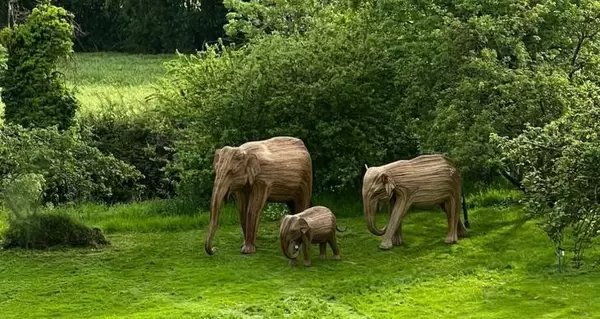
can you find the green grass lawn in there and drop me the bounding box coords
[1,52,599,318]
[0,52,175,118]
[1,199,599,318]
[61,52,175,115]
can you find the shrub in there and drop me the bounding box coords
[156,8,419,205]
[0,0,79,130]
[0,173,109,249]
[0,124,143,205]
[79,104,178,200]
[492,86,600,267]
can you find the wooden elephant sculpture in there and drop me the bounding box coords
[279,206,344,267]
[362,154,470,250]
[205,136,313,255]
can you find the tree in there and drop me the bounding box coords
[0,0,79,130]
[492,83,600,267]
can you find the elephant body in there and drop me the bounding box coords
[205,136,313,255]
[279,206,341,267]
[362,154,469,250]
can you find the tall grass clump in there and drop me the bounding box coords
[0,173,109,249]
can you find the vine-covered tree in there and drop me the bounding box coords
[0,0,79,130]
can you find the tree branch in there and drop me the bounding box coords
[498,168,526,193]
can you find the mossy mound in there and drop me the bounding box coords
[1,213,110,249]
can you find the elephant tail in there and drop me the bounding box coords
[461,185,470,228]
[336,225,348,232]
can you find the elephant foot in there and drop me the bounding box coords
[303,260,311,267]
[458,224,468,238]
[288,259,297,266]
[319,254,327,260]
[241,244,256,254]
[378,240,393,250]
[392,235,402,246]
[444,235,457,244]
[332,255,341,260]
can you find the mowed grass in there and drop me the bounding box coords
[0,52,175,117]
[1,198,599,318]
[60,52,175,115]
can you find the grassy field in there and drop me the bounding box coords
[1,197,600,318]
[61,52,175,115]
[1,53,600,318]
[0,52,175,117]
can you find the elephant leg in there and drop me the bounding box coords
[302,234,311,267]
[444,197,459,244]
[285,200,296,215]
[390,198,402,246]
[297,183,312,213]
[455,194,468,238]
[329,235,341,260]
[319,243,327,259]
[234,191,249,243]
[380,197,410,250]
[393,225,403,246]
[288,257,297,266]
[241,183,270,254]
[457,218,468,238]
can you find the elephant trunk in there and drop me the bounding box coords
[281,235,299,259]
[205,177,229,255]
[365,199,386,236]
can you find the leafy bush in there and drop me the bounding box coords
[0,173,109,249]
[0,0,79,131]
[79,104,178,200]
[157,7,419,205]
[492,86,600,267]
[0,0,228,53]
[0,44,5,69]
[0,124,143,205]
[262,203,289,222]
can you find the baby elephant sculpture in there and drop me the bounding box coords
[279,206,344,267]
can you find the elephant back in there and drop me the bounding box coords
[388,155,461,203]
[299,206,335,232]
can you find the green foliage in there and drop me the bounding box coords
[0,0,79,130]
[157,7,420,204]
[0,124,143,205]
[223,0,332,39]
[492,86,600,267]
[0,173,46,220]
[0,44,6,69]
[0,0,228,53]
[79,104,178,200]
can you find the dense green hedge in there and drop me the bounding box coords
[0,125,143,205]
[0,0,228,53]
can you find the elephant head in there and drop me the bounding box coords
[362,166,395,236]
[279,215,309,259]
[205,146,261,255]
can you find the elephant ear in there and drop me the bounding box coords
[380,172,395,198]
[299,218,310,235]
[213,148,222,170]
[245,153,261,186]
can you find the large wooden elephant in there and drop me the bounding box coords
[205,136,313,255]
[362,154,470,250]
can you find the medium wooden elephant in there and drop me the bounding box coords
[279,206,343,267]
[205,136,313,255]
[362,154,470,250]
